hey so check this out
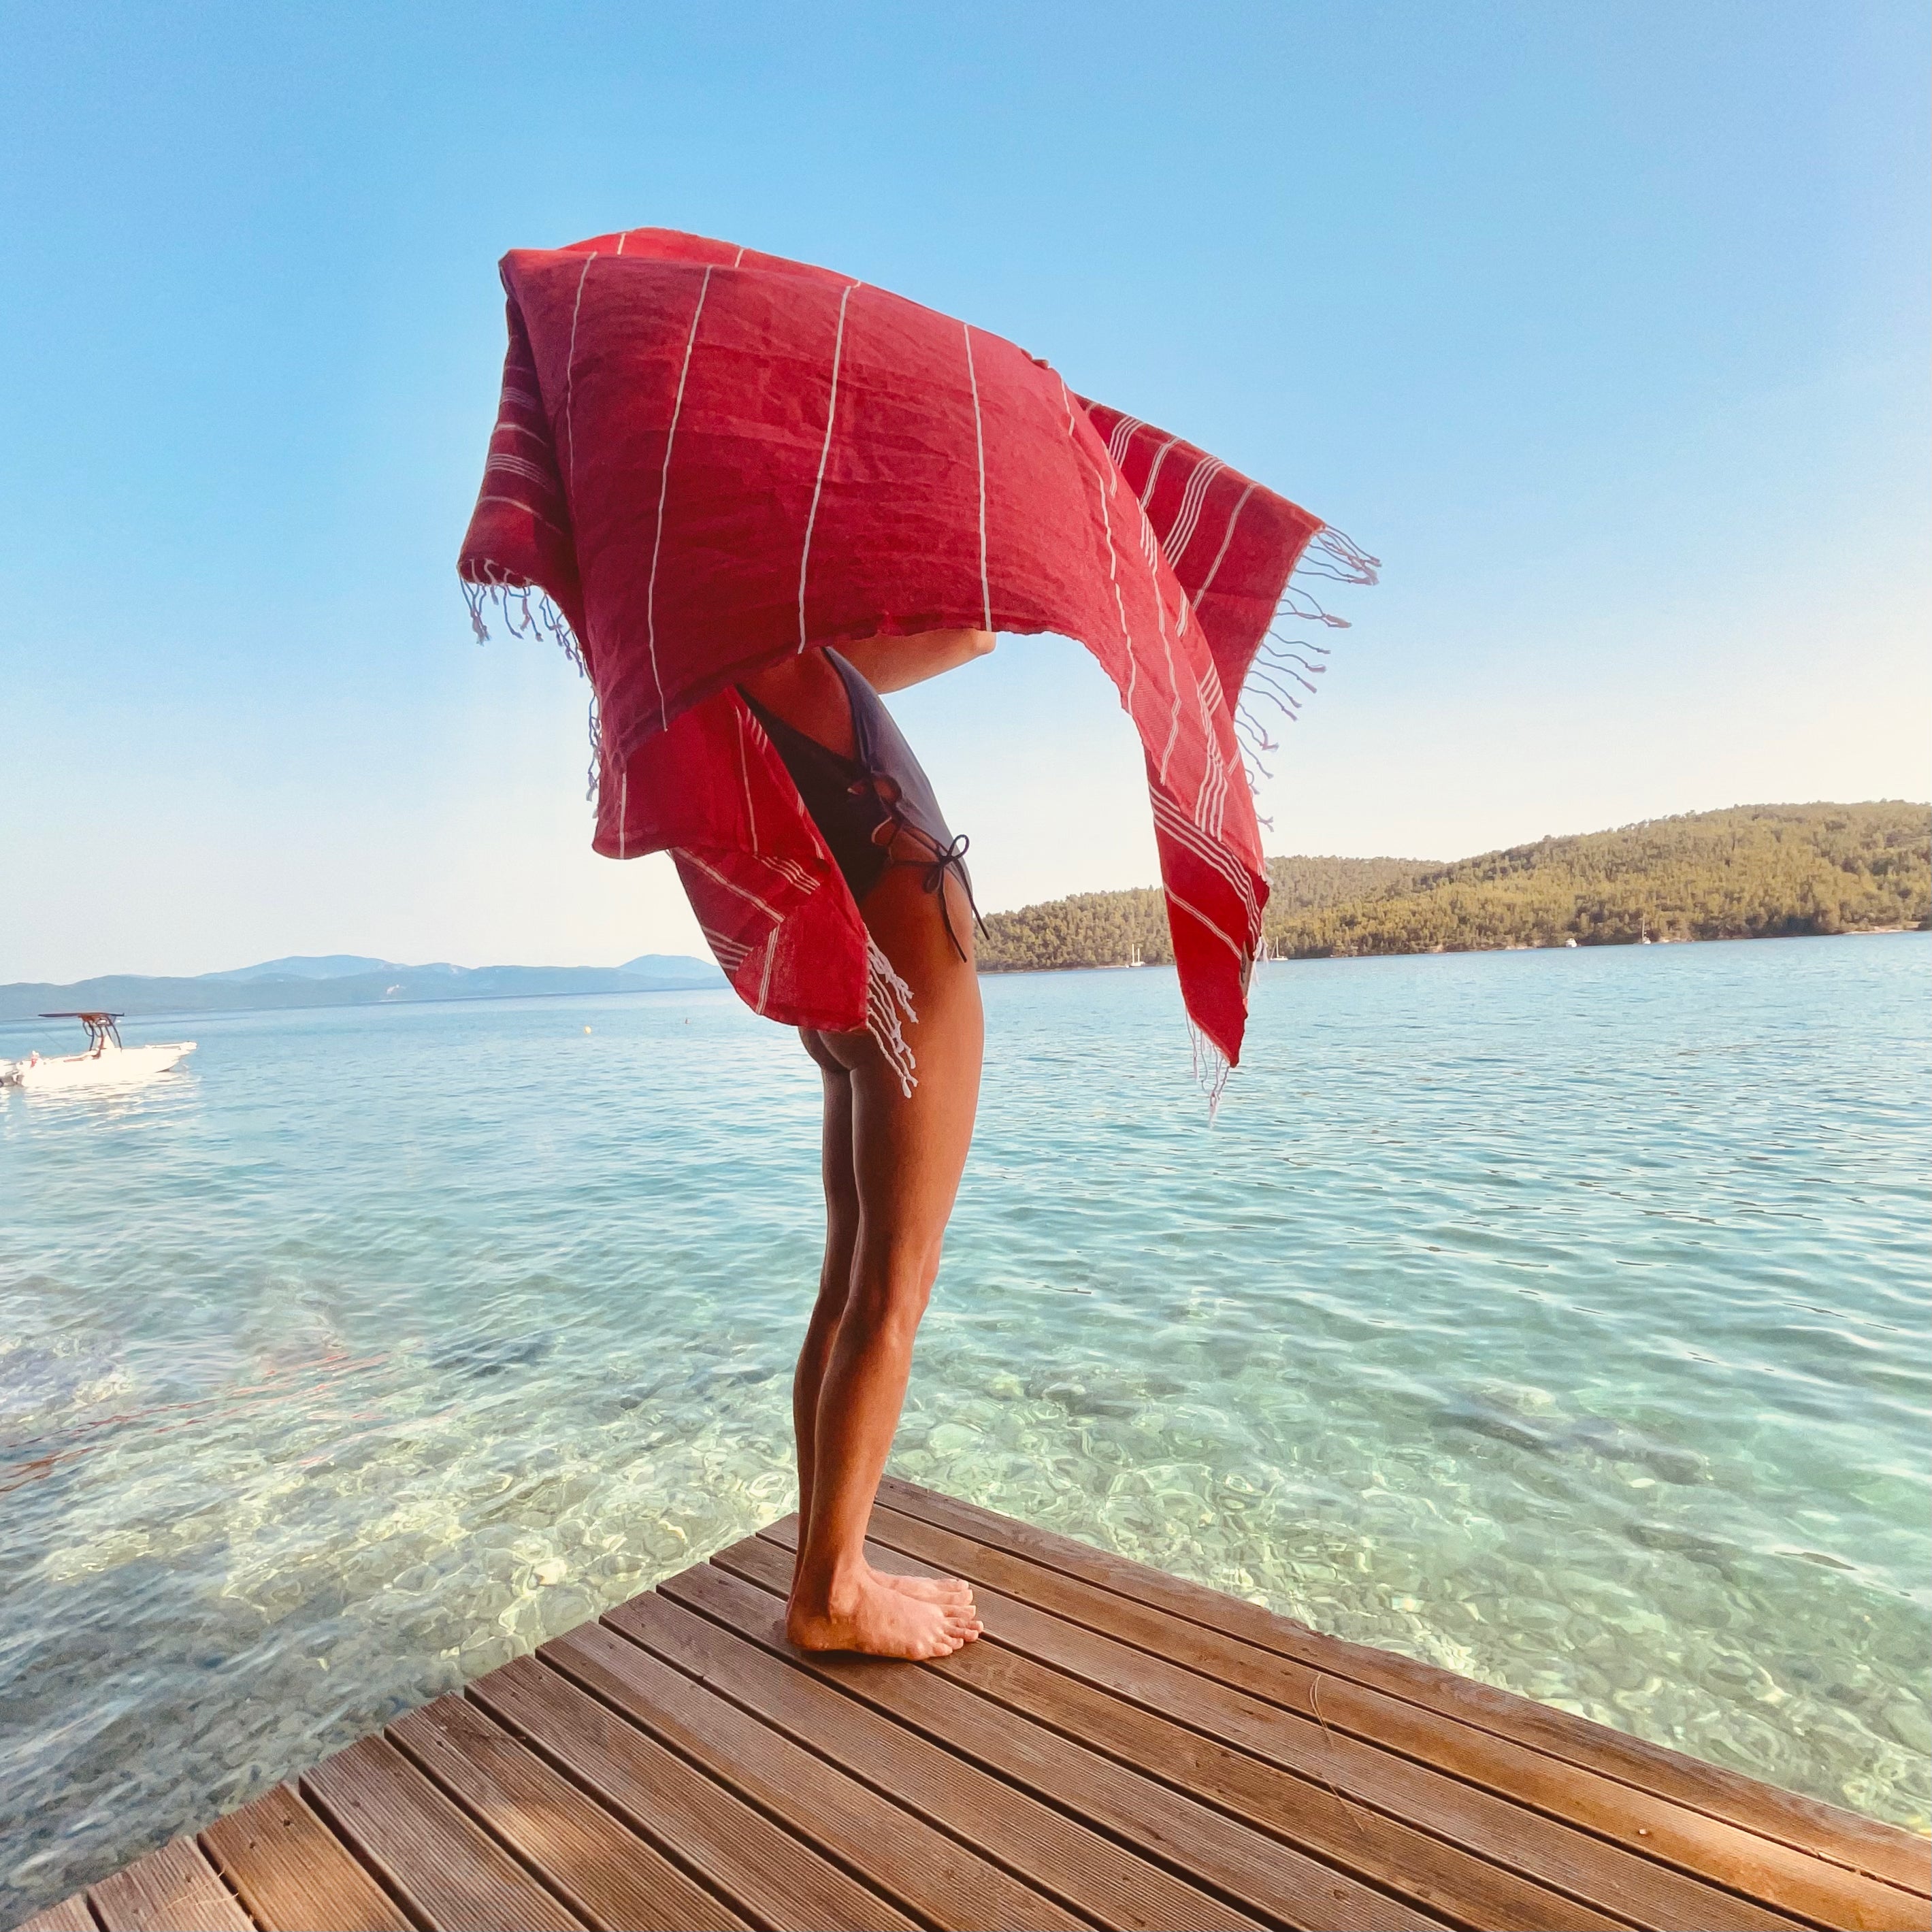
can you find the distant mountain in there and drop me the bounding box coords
[0,953,727,1024]
[199,954,401,983]
[975,802,1932,970]
[619,953,727,981]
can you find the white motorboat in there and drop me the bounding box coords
[1,1012,196,1090]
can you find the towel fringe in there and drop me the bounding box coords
[461,568,588,672]
[1235,636,1320,789]
[1232,521,1380,804]
[866,936,920,1097]
[1188,1019,1232,1123]
[1226,521,1382,947]
[585,698,607,804]
[1298,525,1382,587]
[1275,585,1352,630]
[462,572,604,802]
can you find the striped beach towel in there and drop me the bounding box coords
[459,227,1373,1088]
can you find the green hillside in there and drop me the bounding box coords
[975,803,1931,970]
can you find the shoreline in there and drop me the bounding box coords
[977,921,1931,975]
[5,926,1923,1031]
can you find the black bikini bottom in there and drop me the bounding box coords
[739,666,982,960]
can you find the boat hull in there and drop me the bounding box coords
[4,1042,197,1090]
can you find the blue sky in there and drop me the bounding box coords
[2,1,1926,981]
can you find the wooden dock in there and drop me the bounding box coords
[22,1478,1930,1932]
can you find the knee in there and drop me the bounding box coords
[842,1247,940,1341]
[815,1230,858,1305]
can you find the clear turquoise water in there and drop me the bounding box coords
[1,934,1927,1915]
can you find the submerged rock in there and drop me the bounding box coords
[426,1333,555,1380]
[1626,1519,1739,1570]
[1567,1416,1708,1484]
[1434,1396,1554,1453]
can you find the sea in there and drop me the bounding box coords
[1,932,1927,1914]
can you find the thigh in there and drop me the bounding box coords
[817,866,983,1258]
[800,1030,860,1252]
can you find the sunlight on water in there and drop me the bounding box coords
[1,934,1927,1914]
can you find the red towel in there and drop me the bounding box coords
[459,227,1372,1086]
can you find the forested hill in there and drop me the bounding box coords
[974,857,1438,972]
[975,803,1931,970]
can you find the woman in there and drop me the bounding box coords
[460,227,1358,1660]
[738,628,992,1660]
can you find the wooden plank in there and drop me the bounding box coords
[468,1652,917,1932]
[762,1516,1807,1932]
[668,1553,1469,1932]
[200,1783,410,1932]
[302,1733,583,1932]
[56,1483,1930,1932]
[880,1474,1932,1903]
[89,1837,253,1931]
[607,1582,1278,1932]
[862,1502,1907,1932]
[542,1616,1083,1932]
[391,1694,749,1932]
[15,1895,97,1932]
[705,1534,1624,1932]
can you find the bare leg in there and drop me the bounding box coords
[790,1034,858,1545]
[785,864,985,1658]
[791,1030,970,1610]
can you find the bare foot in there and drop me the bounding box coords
[870,1564,975,1607]
[787,1571,982,1659]
[786,1552,973,1607]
